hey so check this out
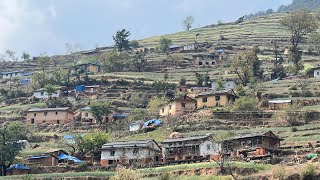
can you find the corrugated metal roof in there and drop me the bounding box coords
[28,107,70,112]
[162,134,212,143]
[223,131,283,141]
[268,99,292,104]
[102,140,160,150]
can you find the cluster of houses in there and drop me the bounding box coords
[100,131,283,167]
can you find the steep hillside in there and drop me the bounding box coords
[278,0,320,12]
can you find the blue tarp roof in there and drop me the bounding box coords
[143,119,161,127]
[64,135,74,139]
[57,153,84,163]
[216,49,225,53]
[7,164,30,171]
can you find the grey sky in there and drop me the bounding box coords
[0,0,292,57]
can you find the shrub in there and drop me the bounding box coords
[304,111,316,123]
[158,173,172,180]
[291,127,298,132]
[111,167,142,180]
[231,96,257,112]
[302,164,316,180]
[302,90,314,97]
[289,86,298,90]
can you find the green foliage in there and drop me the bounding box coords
[21,51,31,65]
[291,127,298,132]
[130,40,140,49]
[113,29,131,52]
[32,71,47,89]
[74,132,112,154]
[128,109,146,122]
[179,77,186,86]
[132,52,146,72]
[152,81,176,93]
[272,166,286,180]
[231,96,257,112]
[274,105,301,126]
[302,164,316,180]
[44,84,56,99]
[230,50,262,86]
[280,9,318,74]
[101,51,129,72]
[46,98,72,108]
[159,37,172,53]
[89,102,112,125]
[0,122,29,174]
[235,85,246,96]
[129,93,150,108]
[147,96,169,116]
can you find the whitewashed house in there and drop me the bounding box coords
[211,79,236,91]
[313,67,320,78]
[33,88,61,99]
[100,140,161,166]
[129,121,144,132]
[1,71,23,79]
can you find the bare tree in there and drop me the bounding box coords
[182,16,194,31]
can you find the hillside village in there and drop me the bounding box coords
[3,1,320,180]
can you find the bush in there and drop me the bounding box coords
[304,111,316,123]
[158,173,172,180]
[302,90,314,97]
[302,164,316,180]
[291,127,298,132]
[289,86,298,90]
[231,96,257,112]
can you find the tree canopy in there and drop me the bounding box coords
[159,37,172,53]
[89,102,112,126]
[113,29,131,52]
[182,16,194,31]
[0,122,29,176]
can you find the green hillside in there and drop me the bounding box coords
[278,0,320,12]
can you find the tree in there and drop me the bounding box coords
[5,50,17,62]
[230,50,262,86]
[113,29,131,52]
[21,51,30,65]
[37,53,50,86]
[147,96,169,117]
[132,52,146,72]
[46,98,72,108]
[0,122,28,176]
[182,16,194,31]
[309,33,320,54]
[280,9,318,74]
[130,40,140,49]
[89,102,112,130]
[179,77,186,86]
[44,84,56,100]
[159,37,172,53]
[31,71,47,89]
[101,51,129,72]
[195,73,204,86]
[231,96,257,112]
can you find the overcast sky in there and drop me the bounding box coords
[0,0,292,57]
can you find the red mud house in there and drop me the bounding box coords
[161,134,218,163]
[100,140,161,166]
[26,107,74,125]
[222,131,283,159]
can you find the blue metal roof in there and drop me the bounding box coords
[216,49,225,53]
[6,164,30,171]
[28,155,48,159]
[112,113,128,118]
[143,119,161,127]
[57,153,84,163]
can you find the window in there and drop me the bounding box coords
[31,119,35,124]
[148,150,151,155]
[199,62,203,65]
[34,113,37,117]
[85,113,89,117]
[317,72,320,75]
[55,112,58,115]
[169,105,172,109]
[110,150,115,156]
[207,144,211,150]
[206,62,209,65]
[215,96,220,101]
[40,91,44,96]
[181,103,186,108]
[44,112,48,116]
[57,120,60,124]
[202,97,208,103]
[212,61,215,65]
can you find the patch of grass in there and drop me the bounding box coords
[0,171,115,179]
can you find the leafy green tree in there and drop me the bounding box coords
[0,122,28,176]
[159,37,172,53]
[21,51,30,65]
[230,50,262,86]
[231,96,257,112]
[31,71,47,89]
[195,73,204,86]
[101,51,129,72]
[152,81,176,93]
[182,16,194,31]
[280,9,318,74]
[113,29,131,52]
[132,52,146,72]
[129,93,149,108]
[46,98,72,108]
[147,96,169,116]
[44,84,56,100]
[70,132,111,155]
[89,102,112,130]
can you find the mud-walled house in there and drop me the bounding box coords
[221,131,283,159]
[100,140,162,167]
[161,134,218,163]
[159,95,197,117]
[26,107,74,125]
